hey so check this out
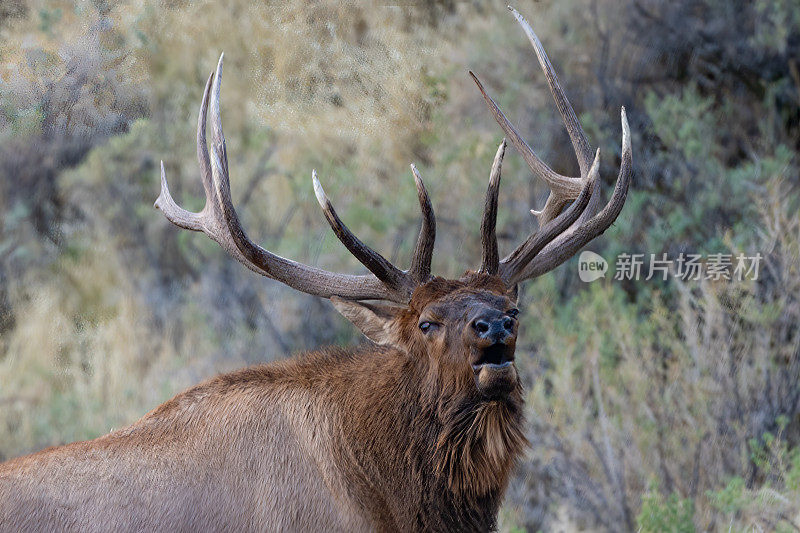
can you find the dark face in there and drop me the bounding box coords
[414,282,520,399]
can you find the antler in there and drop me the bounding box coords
[472,6,632,286]
[478,139,506,274]
[156,54,435,304]
[157,8,630,305]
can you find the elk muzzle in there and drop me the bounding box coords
[467,311,518,397]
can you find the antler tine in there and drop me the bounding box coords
[505,109,632,284]
[154,72,216,232]
[507,6,593,174]
[408,164,436,284]
[469,72,582,205]
[155,161,203,231]
[196,72,215,203]
[479,139,506,275]
[155,70,225,236]
[311,171,416,295]
[158,53,412,303]
[499,149,599,283]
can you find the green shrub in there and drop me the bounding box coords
[637,482,695,533]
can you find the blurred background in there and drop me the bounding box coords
[1,1,799,531]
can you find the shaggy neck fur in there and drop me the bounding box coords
[301,344,527,532]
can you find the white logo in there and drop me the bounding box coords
[578,251,608,282]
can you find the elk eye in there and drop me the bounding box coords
[507,308,520,319]
[419,321,437,333]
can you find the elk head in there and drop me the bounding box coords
[155,6,632,405]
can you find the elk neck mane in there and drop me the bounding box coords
[131,308,527,529]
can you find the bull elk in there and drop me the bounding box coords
[0,7,631,532]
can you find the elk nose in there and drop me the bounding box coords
[470,317,513,340]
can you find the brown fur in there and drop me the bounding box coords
[0,274,526,532]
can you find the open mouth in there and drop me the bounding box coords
[471,342,515,372]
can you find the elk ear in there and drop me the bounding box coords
[330,297,405,346]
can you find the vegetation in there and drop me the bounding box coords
[1,0,798,530]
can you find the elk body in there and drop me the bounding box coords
[0,7,631,532]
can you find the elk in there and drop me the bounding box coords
[0,7,631,532]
